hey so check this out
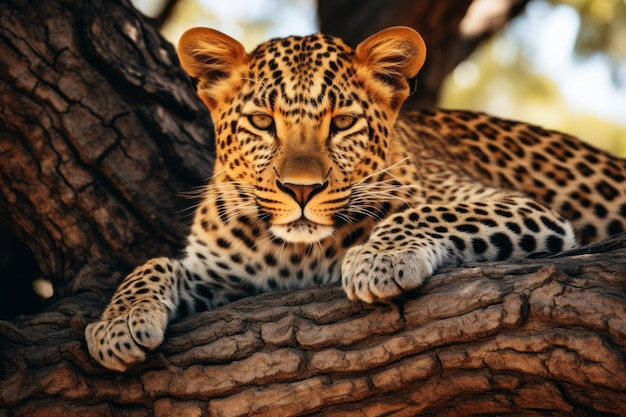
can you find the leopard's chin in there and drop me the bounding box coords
[270,220,334,244]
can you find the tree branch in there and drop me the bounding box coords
[2,233,625,415]
[154,0,181,29]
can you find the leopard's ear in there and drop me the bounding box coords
[355,26,426,108]
[178,27,248,108]
[178,27,247,85]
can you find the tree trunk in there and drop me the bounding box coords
[2,233,625,416]
[0,0,214,303]
[1,0,625,415]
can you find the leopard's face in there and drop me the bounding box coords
[178,27,426,243]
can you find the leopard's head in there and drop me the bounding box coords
[178,27,426,244]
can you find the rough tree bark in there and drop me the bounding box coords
[1,235,625,416]
[0,0,214,304]
[1,0,625,415]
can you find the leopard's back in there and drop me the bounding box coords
[395,109,626,244]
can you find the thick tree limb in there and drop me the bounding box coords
[2,233,625,416]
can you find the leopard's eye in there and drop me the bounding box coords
[248,114,274,130]
[331,115,357,131]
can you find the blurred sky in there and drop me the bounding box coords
[139,0,318,49]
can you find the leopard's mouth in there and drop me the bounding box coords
[269,218,334,243]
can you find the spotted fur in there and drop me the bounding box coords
[85,27,626,371]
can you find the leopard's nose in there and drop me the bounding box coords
[277,181,328,208]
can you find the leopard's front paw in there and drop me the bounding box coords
[341,244,433,303]
[85,301,168,371]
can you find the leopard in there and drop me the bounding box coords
[85,26,626,371]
